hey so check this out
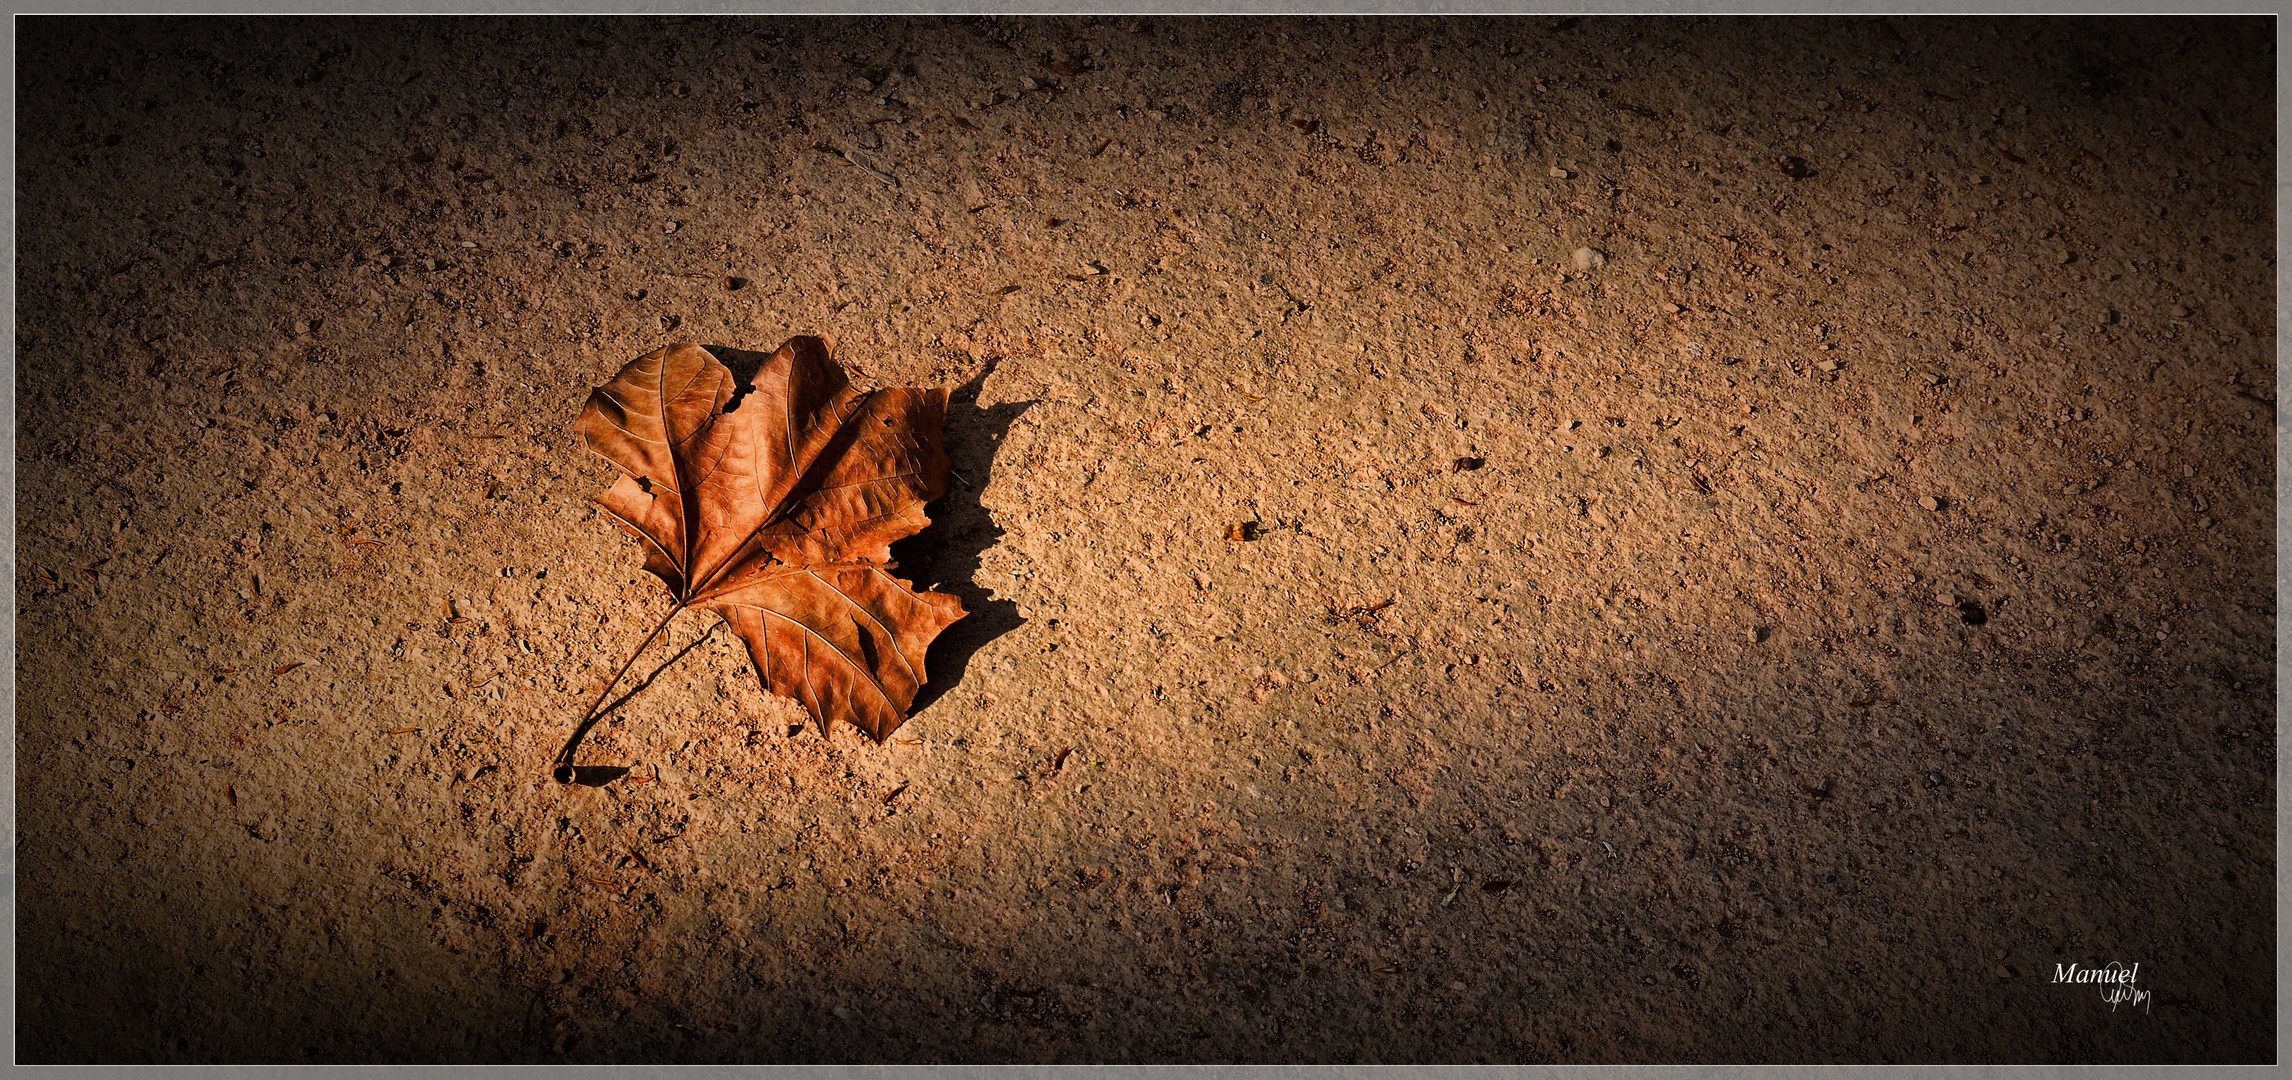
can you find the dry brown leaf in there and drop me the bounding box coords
[554,335,964,781]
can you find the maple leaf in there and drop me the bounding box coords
[551,335,964,782]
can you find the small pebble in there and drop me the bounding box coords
[2170,305,2192,318]
[2198,515,2214,529]
[1925,372,1945,385]
[1816,359,1839,373]
[856,130,883,149]
[1571,247,1605,271]
[1663,302,1682,314]
[1919,495,1941,511]
[1548,165,1573,178]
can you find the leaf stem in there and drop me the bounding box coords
[551,602,684,783]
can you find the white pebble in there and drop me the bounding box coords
[1571,247,1605,271]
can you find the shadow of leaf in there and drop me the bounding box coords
[566,765,630,787]
[891,358,1030,716]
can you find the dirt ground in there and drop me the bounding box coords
[15,15,2275,1064]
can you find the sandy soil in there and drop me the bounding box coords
[15,15,2275,1064]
